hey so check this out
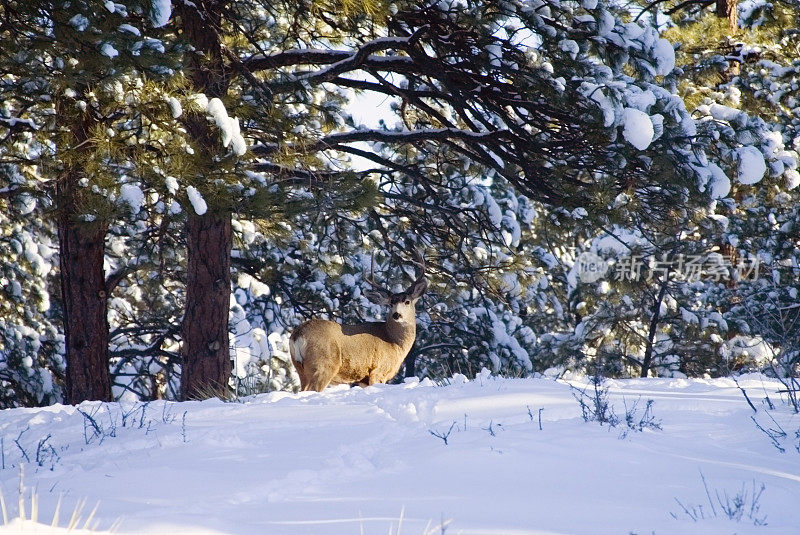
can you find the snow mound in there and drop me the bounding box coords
[167,97,182,119]
[736,145,767,185]
[186,185,207,215]
[119,184,144,214]
[1,377,798,535]
[622,107,654,150]
[150,0,171,27]
[653,38,675,76]
[205,98,247,156]
[785,168,800,190]
[707,163,731,199]
[99,43,118,59]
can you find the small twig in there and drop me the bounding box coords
[733,378,757,413]
[35,434,52,466]
[14,427,30,463]
[482,420,502,437]
[673,497,699,522]
[120,403,142,428]
[527,406,544,430]
[139,402,150,429]
[700,470,717,517]
[77,408,104,445]
[750,416,786,453]
[429,422,457,446]
[163,403,176,424]
[181,411,188,443]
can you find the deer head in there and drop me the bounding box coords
[363,250,428,327]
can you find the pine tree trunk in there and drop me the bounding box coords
[174,1,235,400]
[716,0,738,34]
[57,178,112,404]
[717,0,739,76]
[55,86,112,404]
[180,211,233,400]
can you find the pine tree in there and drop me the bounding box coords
[0,167,63,407]
[648,2,800,376]
[161,0,771,391]
[0,0,180,403]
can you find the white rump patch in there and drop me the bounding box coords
[290,336,307,363]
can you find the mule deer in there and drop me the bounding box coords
[290,253,428,392]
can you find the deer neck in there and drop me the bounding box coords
[385,316,416,351]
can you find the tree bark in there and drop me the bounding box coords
[57,178,112,403]
[717,0,739,77]
[180,211,233,400]
[716,0,738,34]
[54,82,112,404]
[174,1,236,400]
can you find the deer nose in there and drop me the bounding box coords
[392,312,401,320]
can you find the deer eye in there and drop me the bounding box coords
[405,300,410,305]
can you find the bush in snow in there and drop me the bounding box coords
[729,277,800,412]
[671,473,767,527]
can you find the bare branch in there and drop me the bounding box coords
[313,127,512,151]
[665,0,715,15]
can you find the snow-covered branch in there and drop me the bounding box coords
[244,40,419,86]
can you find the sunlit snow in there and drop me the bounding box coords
[186,185,207,215]
[0,376,799,534]
[653,38,675,76]
[150,0,172,28]
[621,107,654,150]
[100,43,119,59]
[737,145,767,185]
[119,184,144,214]
[707,163,732,199]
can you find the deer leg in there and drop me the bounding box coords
[366,369,384,386]
[305,368,335,392]
[292,360,306,390]
[304,350,341,392]
[352,371,378,388]
[353,376,371,387]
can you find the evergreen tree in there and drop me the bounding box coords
[0,166,63,407]
[0,0,180,402]
[648,0,800,374]
[4,0,796,405]
[148,0,745,395]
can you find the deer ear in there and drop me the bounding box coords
[363,289,390,305]
[408,278,428,301]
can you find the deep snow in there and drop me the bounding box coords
[1,374,799,534]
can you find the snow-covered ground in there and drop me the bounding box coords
[1,374,799,535]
